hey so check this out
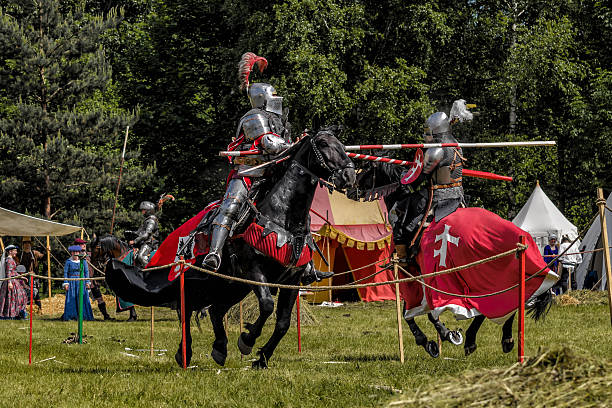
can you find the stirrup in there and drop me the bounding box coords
[203,252,222,271]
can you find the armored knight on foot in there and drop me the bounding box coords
[126,200,160,268]
[203,52,332,285]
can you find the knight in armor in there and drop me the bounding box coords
[392,100,473,257]
[202,52,332,285]
[126,200,160,269]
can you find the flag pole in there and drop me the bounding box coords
[110,126,130,234]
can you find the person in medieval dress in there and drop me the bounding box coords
[390,100,474,260]
[73,237,113,320]
[62,245,94,321]
[0,245,28,319]
[19,237,43,309]
[201,52,332,285]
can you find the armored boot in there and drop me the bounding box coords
[300,261,334,286]
[203,224,231,271]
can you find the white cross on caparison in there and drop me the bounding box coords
[433,224,460,267]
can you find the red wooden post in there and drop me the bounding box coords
[29,274,34,365]
[296,292,302,353]
[179,256,187,369]
[518,235,526,363]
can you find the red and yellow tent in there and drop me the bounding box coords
[307,186,395,302]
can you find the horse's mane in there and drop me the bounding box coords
[99,234,130,253]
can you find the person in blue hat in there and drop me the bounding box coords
[0,244,28,319]
[62,245,93,321]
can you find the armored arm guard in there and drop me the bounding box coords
[133,218,157,246]
[423,147,444,174]
[242,112,290,154]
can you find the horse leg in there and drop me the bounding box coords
[501,313,515,353]
[238,267,275,356]
[209,303,232,366]
[427,313,463,346]
[252,288,299,369]
[464,315,485,356]
[405,316,439,358]
[174,309,193,368]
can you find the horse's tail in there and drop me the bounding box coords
[526,290,553,321]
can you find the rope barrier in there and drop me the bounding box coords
[137,243,525,292]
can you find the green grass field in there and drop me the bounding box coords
[0,293,610,408]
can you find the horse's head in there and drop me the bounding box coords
[298,126,356,189]
[90,234,129,265]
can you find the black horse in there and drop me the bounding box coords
[103,128,356,368]
[354,160,550,358]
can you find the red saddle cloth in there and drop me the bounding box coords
[243,222,313,267]
[147,201,220,282]
[400,207,558,323]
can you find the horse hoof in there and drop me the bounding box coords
[252,359,268,369]
[449,330,464,346]
[502,338,515,353]
[175,352,186,368]
[425,340,439,358]
[464,343,477,356]
[211,348,227,366]
[238,333,253,355]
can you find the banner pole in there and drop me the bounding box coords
[29,273,34,365]
[179,256,187,369]
[110,126,129,234]
[46,236,52,314]
[518,235,526,363]
[393,254,405,363]
[150,307,155,357]
[296,292,302,353]
[596,188,612,327]
[78,259,84,344]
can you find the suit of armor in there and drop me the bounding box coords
[204,96,292,271]
[393,106,469,248]
[126,201,160,268]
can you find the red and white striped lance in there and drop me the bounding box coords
[347,152,414,166]
[219,149,512,181]
[343,141,556,151]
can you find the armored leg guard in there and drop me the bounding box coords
[300,261,334,286]
[203,179,249,271]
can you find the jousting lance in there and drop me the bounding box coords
[343,141,556,151]
[220,149,513,182]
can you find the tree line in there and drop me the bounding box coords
[1,0,610,241]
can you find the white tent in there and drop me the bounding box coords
[512,182,578,253]
[0,207,82,237]
[574,192,612,291]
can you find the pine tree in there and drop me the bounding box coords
[0,1,155,233]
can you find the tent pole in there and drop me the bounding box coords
[393,253,405,364]
[46,236,52,314]
[596,188,612,327]
[326,236,332,303]
[0,237,4,252]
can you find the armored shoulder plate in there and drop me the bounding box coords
[423,147,444,174]
[241,112,272,141]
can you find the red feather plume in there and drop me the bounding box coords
[238,52,268,90]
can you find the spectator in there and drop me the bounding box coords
[20,237,43,309]
[62,245,94,321]
[0,245,28,319]
[73,238,113,320]
[557,236,583,293]
[543,235,560,293]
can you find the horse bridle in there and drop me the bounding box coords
[308,133,355,190]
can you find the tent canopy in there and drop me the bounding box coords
[575,192,612,290]
[512,182,578,252]
[0,207,82,237]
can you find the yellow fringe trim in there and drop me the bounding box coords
[313,224,392,251]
